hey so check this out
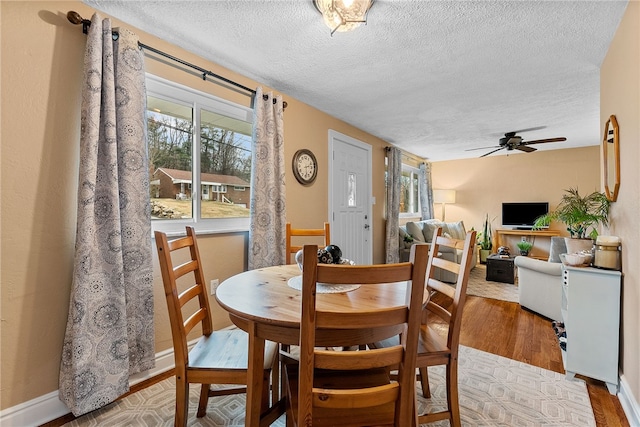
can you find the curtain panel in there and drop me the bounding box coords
[248,88,286,269]
[419,162,435,220]
[385,147,402,263]
[59,14,155,416]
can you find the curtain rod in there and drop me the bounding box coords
[385,146,426,163]
[67,11,287,109]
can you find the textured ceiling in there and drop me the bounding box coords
[84,0,628,161]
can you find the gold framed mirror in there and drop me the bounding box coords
[602,115,620,202]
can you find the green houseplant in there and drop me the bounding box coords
[533,187,610,253]
[516,240,533,256]
[478,213,493,263]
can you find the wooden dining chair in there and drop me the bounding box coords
[285,222,331,264]
[416,228,475,426]
[374,227,476,427]
[283,243,429,426]
[155,226,278,426]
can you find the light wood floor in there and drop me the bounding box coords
[457,295,630,427]
[44,294,630,427]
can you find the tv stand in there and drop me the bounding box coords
[494,229,561,259]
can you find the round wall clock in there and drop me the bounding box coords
[292,149,318,185]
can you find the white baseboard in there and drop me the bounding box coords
[0,347,177,427]
[619,373,640,427]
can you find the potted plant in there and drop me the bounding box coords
[516,240,533,256]
[533,187,610,253]
[478,213,493,263]
[403,233,414,249]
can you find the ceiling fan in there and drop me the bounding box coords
[468,127,567,157]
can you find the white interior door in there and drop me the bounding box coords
[328,130,372,265]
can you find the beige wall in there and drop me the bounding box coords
[431,146,600,242]
[0,1,390,410]
[601,0,640,407]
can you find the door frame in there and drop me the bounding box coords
[328,130,373,264]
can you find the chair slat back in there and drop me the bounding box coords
[285,222,330,264]
[424,227,477,351]
[155,227,213,368]
[298,243,429,426]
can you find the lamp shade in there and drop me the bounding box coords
[433,189,456,204]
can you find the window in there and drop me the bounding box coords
[147,74,253,234]
[400,164,420,217]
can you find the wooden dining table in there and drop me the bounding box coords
[215,264,411,427]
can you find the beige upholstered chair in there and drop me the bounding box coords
[514,237,567,320]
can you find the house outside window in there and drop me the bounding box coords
[147,74,253,233]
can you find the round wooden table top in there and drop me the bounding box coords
[215,264,409,330]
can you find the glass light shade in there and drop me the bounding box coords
[314,0,374,34]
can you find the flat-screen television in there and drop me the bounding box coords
[502,202,549,229]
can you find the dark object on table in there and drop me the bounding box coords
[317,248,334,264]
[324,244,342,263]
[497,246,510,256]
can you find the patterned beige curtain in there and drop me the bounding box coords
[59,14,154,416]
[248,88,286,269]
[385,147,402,263]
[419,162,435,220]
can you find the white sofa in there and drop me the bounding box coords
[514,236,567,320]
[399,219,476,283]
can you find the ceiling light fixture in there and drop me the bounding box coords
[313,0,374,36]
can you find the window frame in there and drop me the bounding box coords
[399,163,421,219]
[146,74,253,235]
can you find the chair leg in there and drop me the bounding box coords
[446,361,461,427]
[175,375,189,427]
[271,348,280,404]
[419,367,431,398]
[197,384,210,417]
[261,370,271,411]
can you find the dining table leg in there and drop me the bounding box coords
[246,320,265,427]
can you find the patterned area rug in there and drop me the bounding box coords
[63,346,594,426]
[465,263,519,303]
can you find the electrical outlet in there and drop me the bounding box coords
[210,279,219,295]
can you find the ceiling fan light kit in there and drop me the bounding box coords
[313,0,374,35]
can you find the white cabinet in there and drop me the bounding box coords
[561,265,621,394]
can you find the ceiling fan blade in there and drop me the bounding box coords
[523,137,567,145]
[466,145,500,151]
[515,145,537,153]
[510,126,547,134]
[489,126,547,137]
[480,147,505,158]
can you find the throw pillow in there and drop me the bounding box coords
[443,221,466,240]
[548,236,567,263]
[422,222,441,242]
[405,222,425,242]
